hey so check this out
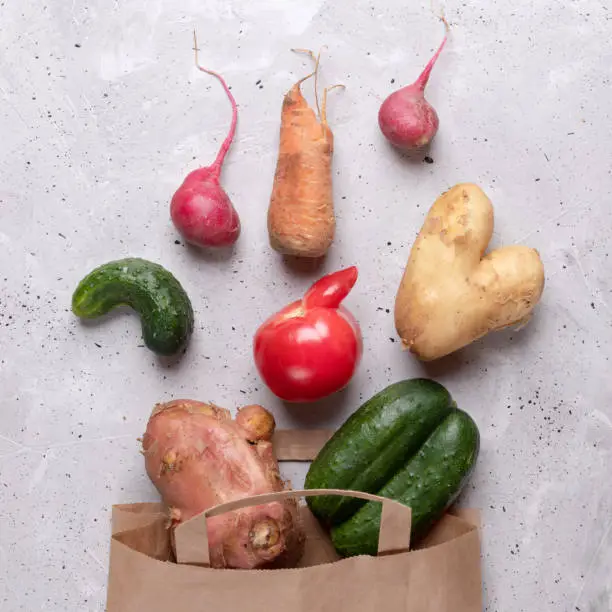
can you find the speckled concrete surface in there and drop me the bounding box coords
[1,1,611,610]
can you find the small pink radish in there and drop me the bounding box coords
[170,33,241,248]
[378,19,449,150]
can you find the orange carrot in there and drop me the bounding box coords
[267,50,343,259]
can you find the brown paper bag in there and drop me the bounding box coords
[107,430,482,611]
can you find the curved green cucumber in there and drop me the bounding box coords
[305,379,455,525]
[330,409,480,557]
[71,258,194,356]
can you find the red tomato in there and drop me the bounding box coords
[253,267,362,403]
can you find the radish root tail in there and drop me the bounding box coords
[440,14,450,33]
[192,29,238,172]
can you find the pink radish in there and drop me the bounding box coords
[170,33,241,248]
[378,19,449,150]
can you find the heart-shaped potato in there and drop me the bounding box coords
[395,183,545,360]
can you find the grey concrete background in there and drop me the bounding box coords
[1,0,611,610]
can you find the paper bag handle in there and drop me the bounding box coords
[174,488,411,567]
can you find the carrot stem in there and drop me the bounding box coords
[193,30,238,174]
[415,16,450,92]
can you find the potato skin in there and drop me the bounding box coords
[395,183,545,360]
[142,400,304,569]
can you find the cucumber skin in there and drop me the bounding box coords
[305,379,455,525]
[71,258,194,356]
[330,409,480,558]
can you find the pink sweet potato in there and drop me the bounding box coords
[142,400,304,569]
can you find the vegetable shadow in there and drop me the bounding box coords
[414,314,543,378]
[77,306,190,367]
[281,386,350,428]
[281,254,326,277]
[183,242,237,264]
[382,135,439,167]
[156,345,191,369]
[415,349,477,378]
[473,315,543,353]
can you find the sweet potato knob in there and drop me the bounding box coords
[142,399,304,569]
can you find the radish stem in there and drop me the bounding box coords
[415,16,450,91]
[193,30,238,174]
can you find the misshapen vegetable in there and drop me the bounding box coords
[378,19,448,150]
[267,50,343,258]
[305,379,480,557]
[254,267,362,402]
[170,33,241,248]
[331,408,479,557]
[305,379,455,525]
[395,183,545,360]
[71,257,194,356]
[142,400,304,569]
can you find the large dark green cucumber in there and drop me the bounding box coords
[331,409,480,557]
[305,379,455,525]
[71,258,194,356]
